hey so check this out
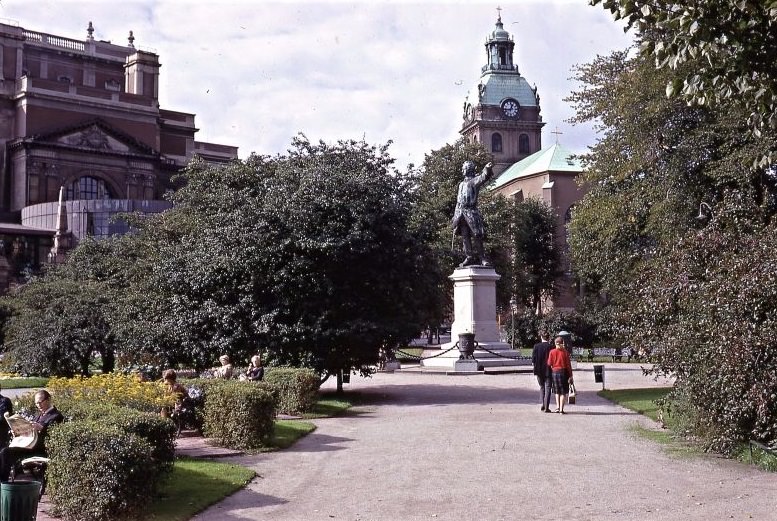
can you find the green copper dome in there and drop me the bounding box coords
[464,12,540,110]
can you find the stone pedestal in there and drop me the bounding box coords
[383,361,401,372]
[453,359,479,372]
[422,266,526,370]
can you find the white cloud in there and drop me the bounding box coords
[3,0,633,169]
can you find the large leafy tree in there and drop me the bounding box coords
[3,278,114,377]
[118,137,431,380]
[0,231,163,376]
[592,0,777,162]
[510,198,562,315]
[567,26,777,451]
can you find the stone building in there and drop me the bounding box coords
[461,12,584,310]
[490,142,584,309]
[0,20,237,288]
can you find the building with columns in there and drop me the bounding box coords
[0,20,237,288]
[461,12,584,310]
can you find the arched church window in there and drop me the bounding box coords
[65,176,113,200]
[491,133,503,153]
[519,134,530,154]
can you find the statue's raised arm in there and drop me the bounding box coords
[451,161,495,268]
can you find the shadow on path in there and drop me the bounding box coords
[284,433,354,453]
[346,382,540,407]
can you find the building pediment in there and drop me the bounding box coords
[22,119,158,157]
[58,125,130,152]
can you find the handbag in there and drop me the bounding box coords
[568,382,577,405]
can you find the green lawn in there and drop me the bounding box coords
[147,458,256,521]
[271,419,317,449]
[0,377,49,389]
[598,387,671,423]
[395,347,423,362]
[304,392,356,419]
[599,387,777,470]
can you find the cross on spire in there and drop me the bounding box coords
[496,6,502,22]
[551,127,563,144]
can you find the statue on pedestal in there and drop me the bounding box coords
[451,161,495,267]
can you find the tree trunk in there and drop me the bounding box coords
[336,371,343,393]
[101,348,115,373]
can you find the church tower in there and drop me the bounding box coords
[460,10,544,175]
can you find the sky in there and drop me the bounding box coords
[4,0,634,170]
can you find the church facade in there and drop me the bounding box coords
[461,12,583,310]
[0,21,237,288]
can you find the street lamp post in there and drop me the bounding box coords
[509,296,517,350]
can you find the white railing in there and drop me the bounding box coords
[23,30,85,52]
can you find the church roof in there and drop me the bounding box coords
[491,142,583,189]
[465,73,538,109]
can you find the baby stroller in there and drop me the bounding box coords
[170,396,201,437]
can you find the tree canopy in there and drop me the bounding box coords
[567,17,777,451]
[510,198,562,315]
[592,0,777,163]
[114,136,432,378]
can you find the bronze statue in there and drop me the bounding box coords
[451,161,495,267]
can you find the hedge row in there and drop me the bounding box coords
[46,411,174,521]
[201,380,276,450]
[263,367,319,415]
[66,401,177,470]
[24,367,319,521]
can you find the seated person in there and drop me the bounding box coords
[239,355,264,382]
[0,389,63,481]
[0,385,13,448]
[212,355,233,379]
[161,369,189,417]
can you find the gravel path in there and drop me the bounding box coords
[190,365,776,521]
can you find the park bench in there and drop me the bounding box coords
[572,347,633,363]
[748,439,777,463]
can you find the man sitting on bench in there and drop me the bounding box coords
[0,390,64,481]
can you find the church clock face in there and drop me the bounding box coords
[501,99,520,119]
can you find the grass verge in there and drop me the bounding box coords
[603,387,777,472]
[271,419,317,449]
[0,377,49,389]
[395,347,423,362]
[271,391,355,448]
[733,442,777,470]
[598,387,671,423]
[600,387,701,458]
[147,458,256,521]
[304,391,356,419]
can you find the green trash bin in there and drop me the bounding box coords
[1,481,41,521]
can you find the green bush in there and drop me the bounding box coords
[263,367,319,414]
[66,401,177,470]
[47,422,158,521]
[202,380,276,450]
